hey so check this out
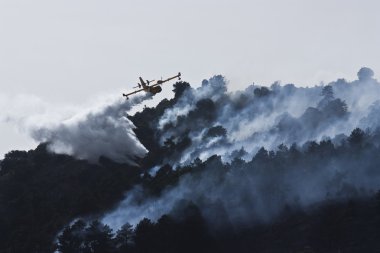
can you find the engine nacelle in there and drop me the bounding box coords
[149,86,162,94]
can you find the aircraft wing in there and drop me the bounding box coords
[150,73,181,87]
[123,88,145,98]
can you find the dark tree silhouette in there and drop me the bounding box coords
[357,67,374,81]
[321,85,334,100]
[114,223,134,252]
[254,87,270,97]
[173,82,191,100]
[254,147,269,161]
[348,128,366,147]
[204,125,227,139]
[134,218,156,253]
[82,221,114,253]
[57,220,86,253]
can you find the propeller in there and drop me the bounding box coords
[133,83,141,89]
[146,80,156,86]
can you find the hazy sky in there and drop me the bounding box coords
[1,0,380,157]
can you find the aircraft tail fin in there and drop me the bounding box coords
[139,77,147,88]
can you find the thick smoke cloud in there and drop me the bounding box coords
[1,92,152,164]
[104,142,380,229]
[101,67,380,230]
[158,68,380,165]
[31,94,152,164]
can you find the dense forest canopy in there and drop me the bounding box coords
[1,68,380,252]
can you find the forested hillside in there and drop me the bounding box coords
[1,68,380,252]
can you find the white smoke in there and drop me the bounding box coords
[31,94,152,164]
[158,76,227,130]
[158,68,380,165]
[103,147,380,230]
[102,186,180,228]
[101,67,380,230]
[1,92,152,164]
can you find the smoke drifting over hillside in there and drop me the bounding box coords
[101,67,380,230]
[155,68,380,165]
[1,93,152,164]
[5,68,380,233]
[31,94,152,164]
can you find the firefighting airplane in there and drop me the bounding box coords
[123,72,181,99]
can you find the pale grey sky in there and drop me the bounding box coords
[1,0,380,156]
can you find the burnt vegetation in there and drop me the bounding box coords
[1,77,380,253]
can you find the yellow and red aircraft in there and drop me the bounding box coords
[123,72,181,99]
